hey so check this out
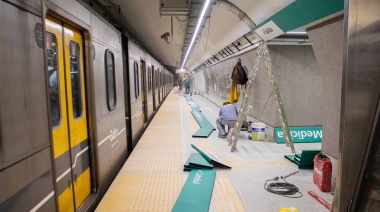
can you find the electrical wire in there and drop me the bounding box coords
[167,16,174,44]
[201,18,210,52]
[263,171,303,198]
[178,24,187,34]
[258,90,273,120]
[175,16,188,22]
[251,96,275,103]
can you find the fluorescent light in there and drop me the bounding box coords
[181,0,211,69]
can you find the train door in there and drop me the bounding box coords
[46,16,91,211]
[152,65,156,111]
[140,60,148,124]
[122,36,132,154]
[162,72,164,99]
[157,70,161,104]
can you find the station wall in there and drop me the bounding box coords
[307,17,344,158]
[193,45,324,145]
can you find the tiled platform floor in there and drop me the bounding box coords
[97,88,333,212]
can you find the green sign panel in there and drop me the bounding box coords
[275,126,322,143]
[172,169,216,212]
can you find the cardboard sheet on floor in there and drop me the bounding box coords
[172,169,216,212]
[284,150,320,169]
[191,144,231,169]
[184,153,213,171]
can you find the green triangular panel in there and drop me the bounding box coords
[284,150,320,169]
[191,144,231,169]
[184,153,214,169]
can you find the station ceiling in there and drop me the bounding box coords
[90,0,304,73]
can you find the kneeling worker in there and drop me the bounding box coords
[216,100,238,138]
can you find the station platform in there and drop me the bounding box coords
[96,88,333,212]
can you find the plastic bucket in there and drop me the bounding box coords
[251,122,266,140]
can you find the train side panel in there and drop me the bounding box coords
[90,14,128,194]
[0,1,55,211]
[0,0,173,211]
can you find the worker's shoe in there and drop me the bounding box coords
[218,134,227,138]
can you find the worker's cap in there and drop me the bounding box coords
[223,100,230,105]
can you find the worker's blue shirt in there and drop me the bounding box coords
[219,104,238,121]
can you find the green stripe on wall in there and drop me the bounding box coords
[254,0,344,40]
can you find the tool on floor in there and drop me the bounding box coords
[308,191,332,210]
[264,171,302,198]
[227,41,295,153]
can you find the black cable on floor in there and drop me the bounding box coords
[263,171,303,198]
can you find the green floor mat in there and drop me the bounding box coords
[284,150,320,169]
[172,169,216,212]
[184,153,214,171]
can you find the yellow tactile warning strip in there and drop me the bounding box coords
[96,91,183,212]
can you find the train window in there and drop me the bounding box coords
[46,33,61,127]
[148,66,151,93]
[105,50,116,110]
[69,41,83,118]
[134,61,139,99]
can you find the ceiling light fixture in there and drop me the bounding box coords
[181,0,211,69]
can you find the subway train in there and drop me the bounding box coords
[0,0,173,211]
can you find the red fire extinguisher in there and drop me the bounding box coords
[313,153,332,192]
